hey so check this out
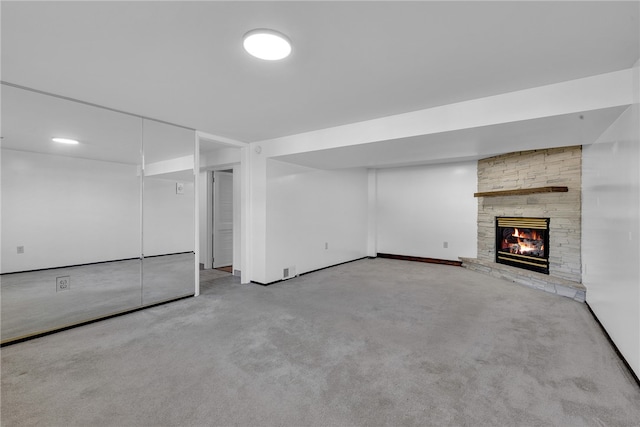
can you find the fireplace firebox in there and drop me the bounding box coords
[496,217,549,274]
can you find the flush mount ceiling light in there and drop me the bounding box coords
[52,137,79,145]
[243,29,291,60]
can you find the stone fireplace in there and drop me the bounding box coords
[460,146,586,301]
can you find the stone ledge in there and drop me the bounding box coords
[459,257,586,303]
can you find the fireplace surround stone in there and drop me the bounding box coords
[463,146,584,299]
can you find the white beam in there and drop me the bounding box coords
[196,131,247,148]
[256,69,634,158]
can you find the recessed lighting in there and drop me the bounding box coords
[52,137,79,145]
[243,29,291,60]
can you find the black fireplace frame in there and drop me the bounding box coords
[495,217,550,274]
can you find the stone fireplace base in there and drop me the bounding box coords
[459,257,586,302]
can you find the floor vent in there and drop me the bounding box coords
[283,266,297,280]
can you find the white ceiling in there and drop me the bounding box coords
[2,1,638,148]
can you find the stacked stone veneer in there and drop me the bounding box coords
[477,146,582,283]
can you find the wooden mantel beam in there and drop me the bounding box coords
[474,186,569,198]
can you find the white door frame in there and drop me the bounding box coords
[195,131,248,296]
[203,166,238,272]
[204,169,214,270]
[211,170,234,269]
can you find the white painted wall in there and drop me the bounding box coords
[246,70,633,284]
[1,149,140,273]
[248,149,268,283]
[376,161,478,261]
[143,176,194,257]
[240,146,252,284]
[232,163,241,274]
[367,169,377,257]
[263,159,368,284]
[201,147,241,169]
[582,102,640,377]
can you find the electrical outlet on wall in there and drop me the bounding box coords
[56,276,70,292]
[17,246,24,254]
[176,182,185,194]
[443,241,449,249]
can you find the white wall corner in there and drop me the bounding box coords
[232,163,242,276]
[240,145,255,284]
[194,134,200,296]
[367,169,378,257]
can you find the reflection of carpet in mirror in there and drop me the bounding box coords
[1,253,195,343]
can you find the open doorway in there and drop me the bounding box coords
[197,131,244,285]
[199,167,239,275]
[212,170,233,271]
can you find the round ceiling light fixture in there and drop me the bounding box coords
[243,29,291,60]
[52,137,79,145]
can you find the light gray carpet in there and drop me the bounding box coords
[2,258,639,426]
[199,268,232,283]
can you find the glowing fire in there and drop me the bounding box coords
[512,228,540,240]
[504,228,544,256]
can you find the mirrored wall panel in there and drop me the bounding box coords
[1,84,196,344]
[1,85,143,342]
[142,120,195,305]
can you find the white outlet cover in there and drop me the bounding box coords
[56,276,70,292]
[176,182,185,194]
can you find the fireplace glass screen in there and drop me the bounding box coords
[496,217,549,274]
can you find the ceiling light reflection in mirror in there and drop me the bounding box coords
[2,85,141,164]
[52,137,79,145]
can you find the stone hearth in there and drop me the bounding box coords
[460,257,585,302]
